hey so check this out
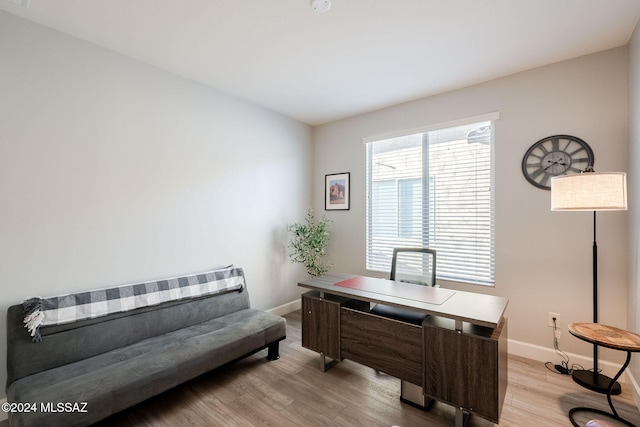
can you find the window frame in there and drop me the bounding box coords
[364,112,499,287]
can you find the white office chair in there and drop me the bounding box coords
[370,247,436,324]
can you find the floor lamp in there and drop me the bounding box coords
[550,170,628,394]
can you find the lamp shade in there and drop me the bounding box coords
[550,172,627,211]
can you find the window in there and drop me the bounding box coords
[365,114,496,286]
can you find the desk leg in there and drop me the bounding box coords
[320,353,339,372]
[455,407,469,427]
[453,320,471,427]
[568,351,635,427]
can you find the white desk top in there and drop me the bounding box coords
[298,272,508,329]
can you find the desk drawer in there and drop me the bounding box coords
[340,308,423,385]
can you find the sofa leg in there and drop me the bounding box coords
[267,342,280,360]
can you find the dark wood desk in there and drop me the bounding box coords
[298,273,509,426]
[568,323,640,427]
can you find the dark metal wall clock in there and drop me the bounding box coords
[521,135,594,190]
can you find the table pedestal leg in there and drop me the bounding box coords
[569,351,635,427]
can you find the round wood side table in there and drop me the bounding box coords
[568,322,640,427]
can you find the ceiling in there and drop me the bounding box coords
[2,0,640,126]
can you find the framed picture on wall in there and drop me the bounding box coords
[325,172,350,210]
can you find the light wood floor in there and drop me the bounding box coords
[9,310,640,426]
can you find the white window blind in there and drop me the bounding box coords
[365,118,495,286]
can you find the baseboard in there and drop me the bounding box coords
[508,339,630,384]
[627,369,640,408]
[266,298,301,317]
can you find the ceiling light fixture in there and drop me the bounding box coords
[310,0,331,13]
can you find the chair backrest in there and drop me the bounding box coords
[390,248,436,286]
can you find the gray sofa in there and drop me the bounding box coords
[5,270,286,427]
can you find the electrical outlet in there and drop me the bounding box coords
[548,312,560,328]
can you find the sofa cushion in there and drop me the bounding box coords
[7,308,286,427]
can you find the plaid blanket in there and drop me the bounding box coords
[23,265,245,342]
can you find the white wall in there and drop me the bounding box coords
[628,18,640,403]
[313,47,629,366]
[0,11,311,396]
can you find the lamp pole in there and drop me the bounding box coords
[570,211,621,394]
[592,212,600,382]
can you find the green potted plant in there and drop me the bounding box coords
[287,208,332,277]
